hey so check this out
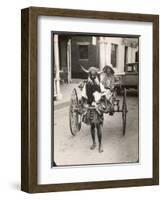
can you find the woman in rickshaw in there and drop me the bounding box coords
[100,65,116,115]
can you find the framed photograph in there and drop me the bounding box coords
[21,7,159,193]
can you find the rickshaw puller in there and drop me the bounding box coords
[80,66,105,153]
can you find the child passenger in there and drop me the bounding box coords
[101,65,116,115]
[101,65,115,91]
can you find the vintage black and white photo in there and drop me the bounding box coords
[52,33,139,166]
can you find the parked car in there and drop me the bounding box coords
[115,62,139,94]
[123,62,138,89]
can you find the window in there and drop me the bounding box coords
[78,45,88,59]
[135,51,139,62]
[111,44,118,68]
[124,46,128,64]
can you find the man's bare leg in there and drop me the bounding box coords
[97,124,103,153]
[90,124,96,150]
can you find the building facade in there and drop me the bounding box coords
[53,34,138,100]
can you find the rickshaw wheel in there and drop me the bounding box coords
[122,88,127,136]
[69,88,81,136]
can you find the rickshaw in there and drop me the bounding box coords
[69,80,128,136]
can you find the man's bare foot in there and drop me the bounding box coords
[99,146,104,153]
[90,143,96,150]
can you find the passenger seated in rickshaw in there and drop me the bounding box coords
[100,65,117,115]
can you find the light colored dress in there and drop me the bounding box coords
[100,73,116,113]
[101,73,115,91]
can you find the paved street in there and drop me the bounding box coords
[54,92,139,166]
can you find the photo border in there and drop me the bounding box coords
[21,7,159,193]
[51,31,140,168]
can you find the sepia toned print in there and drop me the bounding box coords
[52,33,139,167]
